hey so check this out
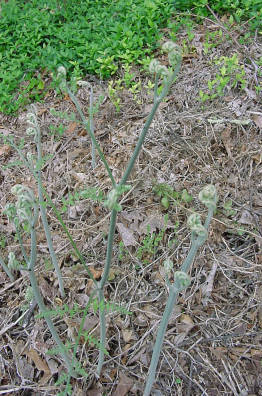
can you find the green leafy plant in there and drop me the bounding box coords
[48,123,66,139]
[223,199,237,217]
[0,0,174,114]
[60,188,105,213]
[136,215,169,264]
[153,182,193,209]
[199,53,247,102]
[203,29,223,55]
[108,79,122,112]
[173,0,262,31]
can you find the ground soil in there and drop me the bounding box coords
[0,17,262,396]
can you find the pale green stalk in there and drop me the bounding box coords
[8,135,96,284]
[3,133,65,297]
[66,86,116,186]
[120,60,181,187]
[9,188,76,375]
[89,85,96,168]
[0,253,14,282]
[34,118,65,298]
[96,57,182,375]
[143,205,215,396]
[15,226,29,262]
[41,188,97,285]
[97,209,117,375]
[26,213,75,374]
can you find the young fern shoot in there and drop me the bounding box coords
[5,185,76,374]
[143,185,218,396]
[95,42,182,375]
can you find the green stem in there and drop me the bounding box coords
[15,226,29,263]
[66,87,116,186]
[143,286,179,396]
[0,253,14,282]
[89,85,96,169]
[96,60,182,375]
[64,289,98,393]
[97,287,107,376]
[42,188,97,285]
[97,209,117,375]
[26,209,75,374]
[120,59,181,187]
[35,123,65,298]
[6,136,96,285]
[120,98,161,186]
[143,205,215,395]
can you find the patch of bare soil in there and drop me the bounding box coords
[0,18,262,396]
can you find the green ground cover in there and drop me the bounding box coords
[0,0,261,114]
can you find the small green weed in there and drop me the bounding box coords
[0,235,6,249]
[223,199,237,217]
[48,123,66,139]
[199,53,247,102]
[203,29,223,55]
[153,182,193,209]
[107,65,143,111]
[137,214,169,264]
[118,241,129,262]
[60,188,105,213]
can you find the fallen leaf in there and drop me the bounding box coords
[210,346,227,359]
[87,388,102,396]
[89,267,103,280]
[238,209,255,226]
[108,266,121,281]
[117,222,136,247]
[112,372,133,396]
[122,329,134,343]
[66,121,77,134]
[0,144,11,156]
[252,152,262,164]
[24,348,51,384]
[139,213,171,235]
[252,114,262,129]
[177,314,194,334]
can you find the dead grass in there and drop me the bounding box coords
[0,17,262,396]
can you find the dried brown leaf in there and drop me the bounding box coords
[238,209,255,226]
[0,144,11,157]
[139,213,171,235]
[112,372,133,396]
[117,222,137,247]
[252,114,262,129]
[122,329,134,343]
[66,121,77,134]
[177,314,194,335]
[24,348,51,384]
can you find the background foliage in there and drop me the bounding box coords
[0,0,261,114]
